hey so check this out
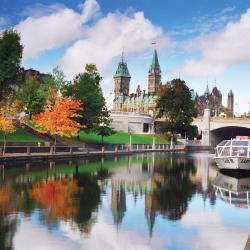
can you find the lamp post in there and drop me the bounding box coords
[128,127,132,150]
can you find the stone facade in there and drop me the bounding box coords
[110,112,154,134]
[21,68,50,83]
[113,50,161,114]
[193,85,223,117]
[227,90,234,115]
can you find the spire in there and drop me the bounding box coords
[204,84,210,95]
[151,49,160,68]
[114,53,131,78]
[228,89,234,96]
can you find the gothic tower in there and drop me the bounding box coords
[114,55,131,99]
[227,90,234,114]
[148,49,161,94]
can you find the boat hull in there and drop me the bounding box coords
[215,157,250,170]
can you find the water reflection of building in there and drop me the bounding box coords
[110,154,200,235]
[145,193,156,237]
[111,184,126,224]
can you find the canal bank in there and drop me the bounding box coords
[0,144,186,162]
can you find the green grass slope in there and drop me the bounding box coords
[79,131,167,144]
[0,128,43,142]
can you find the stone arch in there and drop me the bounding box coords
[210,126,250,146]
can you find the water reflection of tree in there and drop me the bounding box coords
[152,157,197,221]
[73,162,101,234]
[0,184,19,250]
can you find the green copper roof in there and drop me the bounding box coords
[114,62,131,78]
[228,89,234,96]
[190,89,197,101]
[204,84,210,95]
[151,49,160,68]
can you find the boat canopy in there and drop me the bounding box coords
[216,139,250,157]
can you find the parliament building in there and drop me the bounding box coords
[113,50,234,117]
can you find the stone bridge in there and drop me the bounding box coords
[192,110,250,146]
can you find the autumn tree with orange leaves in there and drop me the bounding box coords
[32,97,84,145]
[0,103,18,155]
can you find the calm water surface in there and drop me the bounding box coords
[0,152,250,250]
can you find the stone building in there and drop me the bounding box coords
[227,90,234,115]
[21,68,51,83]
[113,50,161,114]
[194,84,223,117]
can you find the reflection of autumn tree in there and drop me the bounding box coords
[153,158,196,221]
[0,184,19,250]
[29,178,83,220]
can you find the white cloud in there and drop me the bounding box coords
[180,208,248,250]
[59,11,168,79]
[21,3,66,18]
[179,9,250,77]
[0,17,7,27]
[14,211,166,250]
[16,0,100,59]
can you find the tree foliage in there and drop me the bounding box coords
[17,77,47,119]
[52,66,70,90]
[32,97,84,139]
[156,79,195,136]
[64,64,110,132]
[0,103,18,155]
[29,178,83,220]
[0,29,23,101]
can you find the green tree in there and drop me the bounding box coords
[0,29,23,101]
[96,125,116,146]
[52,66,70,90]
[17,78,47,119]
[64,64,111,133]
[156,79,195,137]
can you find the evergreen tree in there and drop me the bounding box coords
[0,29,23,101]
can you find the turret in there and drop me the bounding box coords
[227,90,234,115]
[114,55,131,99]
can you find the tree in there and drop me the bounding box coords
[0,105,17,155]
[32,97,84,145]
[96,126,116,146]
[64,64,111,133]
[17,77,47,119]
[156,79,195,137]
[0,29,23,101]
[52,66,70,90]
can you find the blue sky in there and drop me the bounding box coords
[1,0,250,113]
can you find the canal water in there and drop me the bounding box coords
[0,152,250,250]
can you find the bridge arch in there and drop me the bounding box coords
[210,126,250,146]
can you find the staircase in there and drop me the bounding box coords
[14,120,65,146]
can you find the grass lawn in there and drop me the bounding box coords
[0,128,43,142]
[79,131,168,144]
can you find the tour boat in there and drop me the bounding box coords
[214,136,250,170]
[213,171,250,208]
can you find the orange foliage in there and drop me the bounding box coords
[0,105,16,134]
[29,178,83,220]
[0,184,20,215]
[32,97,84,138]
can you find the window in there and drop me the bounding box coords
[143,123,149,133]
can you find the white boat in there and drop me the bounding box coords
[214,136,250,170]
[213,172,250,208]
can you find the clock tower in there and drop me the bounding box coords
[148,49,161,94]
[114,56,131,99]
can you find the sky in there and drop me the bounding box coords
[1,0,250,114]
